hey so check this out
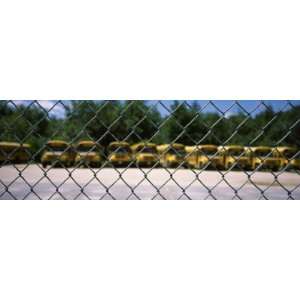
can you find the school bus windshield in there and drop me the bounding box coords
[201,148,218,155]
[254,149,271,156]
[110,146,131,153]
[140,147,156,154]
[168,148,185,157]
[284,150,298,159]
[228,149,244,156]
[77,144,96,152]
[47,144,68,152]
[0,148,15,155]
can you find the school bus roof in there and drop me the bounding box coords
[77,140,100,146]
[19,143,30,148]
[108,141,130,148]
[131,143,156,151]
[185,145,219,153]
[250,146,272,151]
[222,145,245,150]
[0,142,30,148]
[46,140,69,146]
[157,144,185,152]
[186,144,218,151]
[185,146,197,153]
[200,144,218,148]
[0,142,20,148]
[273,146,297,152]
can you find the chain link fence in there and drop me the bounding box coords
[0,100,299,200]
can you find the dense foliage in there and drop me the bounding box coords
[0,101,299,160]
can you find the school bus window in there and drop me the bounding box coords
[0,148,13,155]
[284,150,298,159]
[77,144,95,152]
[201,148,217,155]
[112,147,131,154]
[167,148,184,156]
[255,149,270,156]
[47,144,68,151]
[142,147,157,154]
[228,149,244,156]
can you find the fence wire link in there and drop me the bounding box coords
[0,100,299,200]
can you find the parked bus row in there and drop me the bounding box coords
[0,140,299,170]
[185,145,300,171]
[0,142,31,164]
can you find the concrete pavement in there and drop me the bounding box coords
[0,164,299,199]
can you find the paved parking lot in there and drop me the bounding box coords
[0,164,299,199]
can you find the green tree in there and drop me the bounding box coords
[121,101,162,143]
[65,100,124,145]
[164,101,206,145]
[0,102,50,160]
[227,112,255,145]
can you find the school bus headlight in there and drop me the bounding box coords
[109,154,118,161]
[167,155,177,162]
[43,153,55,161]
[91,155,101,161]
[60,154,69,161]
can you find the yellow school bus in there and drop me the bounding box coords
[131,143,158,167]
[185,145,224,169]
[221,145,252,170]
[185,146,199,168]
[156,143,185,168]
[41,140,75,168]
[273,146,300,170]
[75,140,103,167]
[15,143,31,163]
[0,142,31,164]
[108,141,132,167]
[247,146,283,171]
[0,142,19,164]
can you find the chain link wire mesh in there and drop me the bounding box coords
[0,100,299,200]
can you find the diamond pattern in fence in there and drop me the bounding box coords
[0,100,299,199]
